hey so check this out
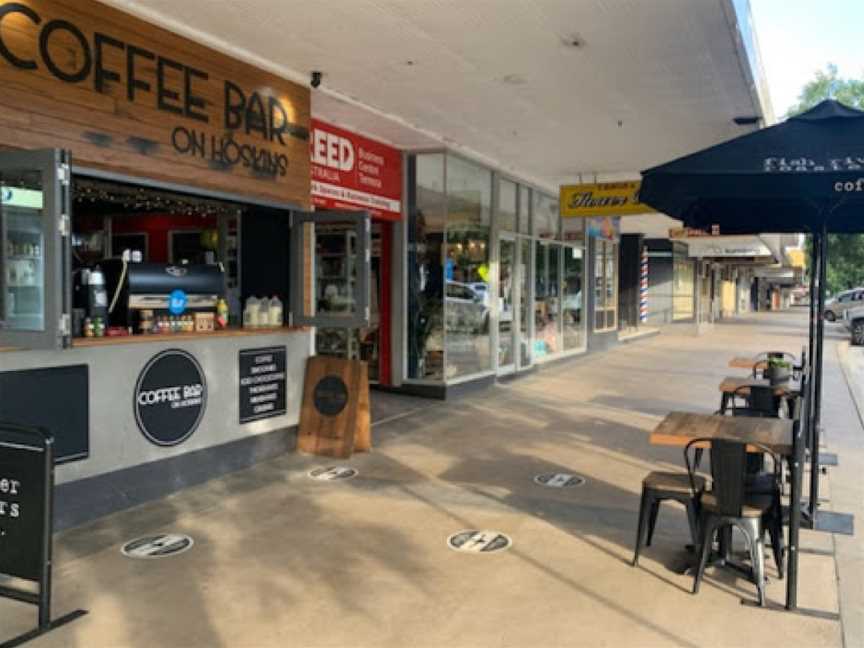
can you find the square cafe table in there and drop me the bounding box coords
[650,411,797,605]
[728,356,766,371]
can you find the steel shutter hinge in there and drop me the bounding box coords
[58,163,71,187]
[59,313,71,337]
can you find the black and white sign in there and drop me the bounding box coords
[447,530,512,554]
[533,473,586,488]
[239,346,287,423]
[313,375,349,416]
[308,466,358,481]
[121,534,194,559]
[0,437,45,580]
[134,350,206,447]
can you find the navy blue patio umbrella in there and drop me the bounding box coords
[640,99,862,611]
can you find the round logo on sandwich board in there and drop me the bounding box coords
[121,534,194,559]
[134,349,206,447]
[313,375,349,416]
[447,530,512,554]
[533,473,586,488]
[308,466,358,481]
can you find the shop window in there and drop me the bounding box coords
[673,251,695,320]
[534,241,561,358]
[593,240,618,332]
[445,155,492,378]
[519,186,531,235]
[562,244,585,350]
[498,179,518,232]
[534,192,559,240]
[407,154,445,380]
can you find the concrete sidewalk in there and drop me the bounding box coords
[1,311,852,647]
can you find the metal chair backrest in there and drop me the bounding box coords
[684,436,780,517]
[709,438,749,517]
[730,385,778,417]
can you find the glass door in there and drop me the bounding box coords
[291,210,371,329]
[497,235,516,374]
[0,149,70,350]
[517,236,532,371]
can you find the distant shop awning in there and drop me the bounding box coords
[786,248,806,269]
[560,181,655,218]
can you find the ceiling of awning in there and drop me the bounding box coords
[104,0,770,192]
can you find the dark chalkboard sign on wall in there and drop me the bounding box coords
[0,365,89,463]
[239,346,287,423]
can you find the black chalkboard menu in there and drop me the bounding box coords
[0,425,50,582]
[0,365,88,463]
[239,346,287,423]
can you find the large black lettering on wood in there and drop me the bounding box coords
[0,428,47,581]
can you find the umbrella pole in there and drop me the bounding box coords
[809,227,828,521]
[787,230,819,610]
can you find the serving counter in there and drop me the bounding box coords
[0,327,313,528]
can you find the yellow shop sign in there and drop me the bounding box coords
[560,181,655,217]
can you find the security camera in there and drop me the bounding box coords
[311,71,322,89]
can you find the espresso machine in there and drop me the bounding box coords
[99,260,224,330]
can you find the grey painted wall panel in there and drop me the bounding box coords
[0,330,312,485]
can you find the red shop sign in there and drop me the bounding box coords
[310,119,402,221]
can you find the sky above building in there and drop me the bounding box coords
[751,0,864,119]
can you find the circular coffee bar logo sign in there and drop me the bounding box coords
[134,349,206,446]
[313,375,349,416]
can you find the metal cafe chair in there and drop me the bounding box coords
[685,437,780,606]
[724,384,788,578]
[728,384,781,418]
[631,470,706,567]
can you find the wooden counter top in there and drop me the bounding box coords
[71,326,308,348]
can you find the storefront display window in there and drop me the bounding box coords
[534,193,559,240]
[499,179,518,232]
[407,154,445,380]
[562,245,584,349]
[534,241,561,358]
[445,156,492,378]
[673,248,695,320]
[519,186,532,235]
[594,239,618,332]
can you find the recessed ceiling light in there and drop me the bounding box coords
[562,34,585,49]
[405,60,415,66]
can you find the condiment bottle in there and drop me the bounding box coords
[269,295,283,327]
[244,296,260,328]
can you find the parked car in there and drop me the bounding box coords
[824,287,864,322]
[844,305,864,345]
[445,281,489,333]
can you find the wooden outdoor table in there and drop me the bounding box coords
[650,411,794,457]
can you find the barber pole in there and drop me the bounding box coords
[640,246,649,323]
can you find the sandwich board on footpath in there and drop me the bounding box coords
[0,423,87,648]
[298,356,370,458]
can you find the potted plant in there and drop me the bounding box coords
[766,356,792,385]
